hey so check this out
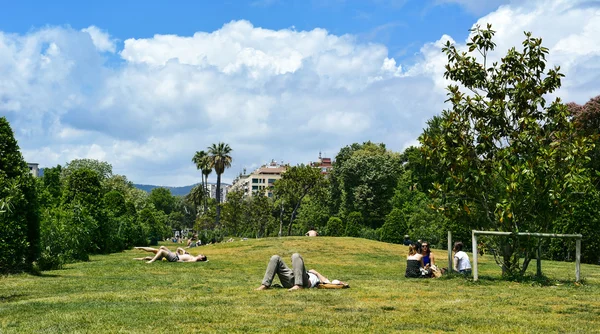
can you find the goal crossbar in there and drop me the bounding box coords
[470,230,582,282]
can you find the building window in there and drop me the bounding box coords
[252,185,259,190]
[268,179,277,184]
[252,178,259,183]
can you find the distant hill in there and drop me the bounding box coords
[133,182,231,196]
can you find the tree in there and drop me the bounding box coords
[62,159,112,181]
[568,96,600,189]
[273,164,326,236]
[0,117,40,272]
[330,142,402,228]
[192,150,212,212]
[345,211,362,237]
[420,25,594,276]
[206,142,233,227]
[221,190,245,236]
[380,208,407,244]
[148,187,176,215]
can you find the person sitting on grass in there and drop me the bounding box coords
[133,246,207,263]
[405,243,425,278]
[453,241,472,275]
[256,253,345,291]
[305,227,318,237]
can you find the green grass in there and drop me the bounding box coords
[1,237,599,333]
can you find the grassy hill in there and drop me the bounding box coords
[1,237,599,333]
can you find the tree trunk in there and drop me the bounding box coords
[287,202,301,236]
[278,202,284,237]
[203,174,208,213]
[215,173,221,227]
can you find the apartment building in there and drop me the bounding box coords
[309,152,333,175]
[207,183,231,203]
[27,163,40,177]
[230,160,288,198]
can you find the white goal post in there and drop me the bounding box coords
[470,230,582,282]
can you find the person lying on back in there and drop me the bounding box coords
[133,246,207,263]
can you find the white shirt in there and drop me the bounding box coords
[455,251,472,271]
[307,272,320,288]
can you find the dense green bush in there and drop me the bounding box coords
[325,217,343,236]
[345,211,362,237]
[380,208,407,244]
[0,117,40,273]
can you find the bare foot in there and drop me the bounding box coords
[288,285,303,291]
[255,285,269,291]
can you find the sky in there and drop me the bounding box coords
[2,0,600,186]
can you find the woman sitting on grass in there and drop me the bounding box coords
[405,243,425,278]
[133,246,207,263]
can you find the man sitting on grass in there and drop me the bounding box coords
[133,246,207,263]
[256,253,344,291]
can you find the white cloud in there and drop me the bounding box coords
[82,26,117,53]
[4,1,600,186]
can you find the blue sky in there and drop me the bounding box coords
[2,0,599,186]
[0,0,479,60]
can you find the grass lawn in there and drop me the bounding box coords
[1,237,599,333]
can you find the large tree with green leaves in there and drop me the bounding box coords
[330,141,402,228]
[206,142,232,227]
[0,117,40,272]
[61,159,113,181]
[420,25,594,276]
[273,164,326,236]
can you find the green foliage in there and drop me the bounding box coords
[294,192,330,235]
[380,208,407,244]
[274,164,327,236]
[344,211,362,237]
[568,96,600,190]
[139,207,169,245]
[420,24,594,276]
[221,190,245,236]
[148,187,176,215]
[62,159,112,181]
[0,117,40,273]
[549,189,600,264]
[244,194,277,238]
[330,141,402,228]
[359,227,380,241]
[325,217,344,236]
[104,190,127,217]
[62,169,103,207]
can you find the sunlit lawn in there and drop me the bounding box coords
[1,237,599,333]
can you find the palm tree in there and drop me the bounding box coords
[206,142,232,227]
[192,150,212,212]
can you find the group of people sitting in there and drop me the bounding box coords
[405,240,472,278]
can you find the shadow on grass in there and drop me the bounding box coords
[0,293,28,303]
[439,272,586,287]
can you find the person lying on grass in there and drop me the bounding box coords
[256,253,346,291]
[133,246,207,263]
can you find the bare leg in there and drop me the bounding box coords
[133,257,153,261]
[134,247,160,254]
[147,249,169,263]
